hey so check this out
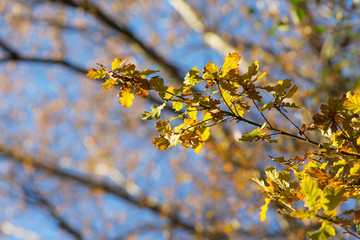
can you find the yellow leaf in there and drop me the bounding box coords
[260,198,271,222]
[172,101,183,111]
[188,106,197,120]
[222,53,241,76]
[200,127,210,141]
[203,112,212,122]
[87,68,107,79]
[257,71,267,80]
[102,78,118,89]
[111,58,125,70]
[118,88,134,108]
[344,92,360,114]
[194,142,204,155]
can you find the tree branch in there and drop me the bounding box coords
[0,143,228,240]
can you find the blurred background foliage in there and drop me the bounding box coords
[0,0,359,239]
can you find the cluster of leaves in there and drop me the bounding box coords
[88,53,360,239]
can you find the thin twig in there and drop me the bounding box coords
[275,106,311,141]
[253,100,273,128]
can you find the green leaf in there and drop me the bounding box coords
[260,101,274,112]
[321,186,347,211]
[149,77,168,98]
[314,25,325,33]
[140,69,159,77]
[290,209,316,221]
[239,123,266,142]
[307,222,336,240]
[301,176,321,210]
[141,103,166,120]
[239,128,263,142]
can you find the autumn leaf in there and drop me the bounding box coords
[321,186,347,211]
[102,78,119,89]
[260,198,271,222]
[344,92,360,114]
[140,69,159,78]
[290,209,316,221]
[112,58,126,70]
[141,103,166,120]
[149,77,168,98]
[203,62,218,80]
[153,134,170,151]
[301,176,322,210]
[172,101,183,112]
[307,222,336,240]
[118,88,134,108]
[135,86,149,98]
[187,106,197,120]
[184,67,201,86]
[222,53,241,76]
[87,68,107,79]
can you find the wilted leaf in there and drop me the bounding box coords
[153,134,170,151]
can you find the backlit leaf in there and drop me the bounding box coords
[112,58,126,70]
[307,222,336,240]
[184,67,201,86]
[344,92,360,114]
[321,186,346,211]
[301,176,321,210]
[260,198,271,222]
[172,101,183,112]
[141,103,166,120]
[87,68,107,79]
[118,88,134,108]
[222,53,241,76]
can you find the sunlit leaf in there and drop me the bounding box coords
[307,222,336,240]
[301,176,321,210]
[321,186,346,211]
[184,67,201,86]
[222,53,241,76]
[260,198,271,222]
[118,88,134,108]
[172,101,183,112]
[344,92,360,114]
[87,68,107,79]
[112,58,126,70]
[141,103,166,120]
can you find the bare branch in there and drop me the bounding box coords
[0,143,228,240]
